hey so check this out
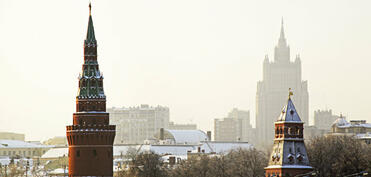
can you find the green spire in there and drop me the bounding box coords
[86,2,96,44]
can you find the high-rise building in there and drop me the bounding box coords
[66,4,116,176]
[256,20,309,146]
[313,109,338,130]
[265,91,312,177]
[108,104,169,144]
[214,108,252,141]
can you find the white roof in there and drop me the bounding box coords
[277,98,302,123]
[0,140,53,149]
[166,129,209,144]
[265,165,313,169]
[197,141,252,154]
[333,118,371,128]
[333,117,349,126]
[41,147,68,158]
[356,133,371,139]
[115,144,194,156]
[142,145,195,156]
[49,168,68,174]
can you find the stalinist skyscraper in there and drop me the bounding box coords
[256,20,309,146]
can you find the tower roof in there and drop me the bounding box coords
[277,90,302,123]
[85,3,96,44]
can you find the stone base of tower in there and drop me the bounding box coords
[265,166,313,177]
[68,146,114,177]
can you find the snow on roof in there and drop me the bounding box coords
[161,154,188,162]
[41,147,68,158]
[0,157,33,166]
[333,117,349,126]
[197,141,252,154]
[356,133,371,139]
[48,168,68,175]
[143,145,195,156]
[114,144,195,157]
[265,165,313,169]
[333,118,371,129]
[0,140,53,149]
[277,98,302,123]
[166,129,209,144]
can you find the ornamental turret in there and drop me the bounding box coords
[66,3,116,176]
[265,89,313,177]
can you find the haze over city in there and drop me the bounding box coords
[1,0,371,141]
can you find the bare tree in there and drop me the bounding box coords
[307,135,371,177]
[226,148,267,177]
[130,152,167,177]
[169,148,267,177]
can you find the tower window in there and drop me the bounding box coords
[77,150,80,157]
[93,149,97,156]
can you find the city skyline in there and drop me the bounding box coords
[1,0,371,140]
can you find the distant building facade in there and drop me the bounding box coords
[0,132,25,141]
[0,140,52,159]
[168,122,197,130]
[329,116,371,144]
[314,109,338,130]
[214,108,252,141]
[256,20,309,146]
[330,117,371,134]
[108,104,169,144]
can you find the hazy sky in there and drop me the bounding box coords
[0,0,371,141]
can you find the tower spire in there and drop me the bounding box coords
[89,2,92,16]
[86,2,96,43]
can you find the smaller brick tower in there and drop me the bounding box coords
[265,89,313,177]
[66,3,115,177]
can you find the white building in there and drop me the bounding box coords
[108,104,169,144]
[255,20,309,146]
[329,116,371,144]
[0,140,53,158]
[214,108,252,142]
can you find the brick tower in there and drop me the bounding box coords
[66,3,116,177]
[265,89,313,177]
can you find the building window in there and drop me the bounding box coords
[77,150,80,157]
[93,150,97,156]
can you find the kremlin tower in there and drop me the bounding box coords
[66,3,116,176]
[265,89,313,177]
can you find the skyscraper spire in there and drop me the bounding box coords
[274,18,290,62]
[280,17,285,40]
[278,17,287,46]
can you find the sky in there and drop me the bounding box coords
[0,0,371,141]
